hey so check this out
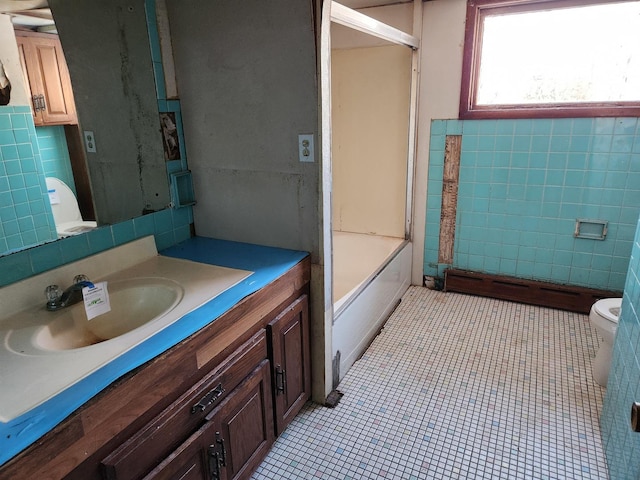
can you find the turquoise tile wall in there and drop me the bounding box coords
[0,106,57,254]
[424,117,640,292]
[0,0,194,289]
[600,215,640,478]
[0,206,193,287]
[36,125,75,193]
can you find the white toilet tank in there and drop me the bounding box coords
[46,177,97,237]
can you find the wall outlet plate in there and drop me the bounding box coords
[298,134,314,163]
[83,131,97,153]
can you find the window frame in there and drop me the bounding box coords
[459,0,640,119]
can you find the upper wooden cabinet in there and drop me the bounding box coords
[15,31,78,126]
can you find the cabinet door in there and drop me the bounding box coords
[144,360,274,480]
[267,295,310,435]
[209,359,274,480]
[102,332,268,480]
[16,33,77,126]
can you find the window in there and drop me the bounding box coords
[460,0,640,119]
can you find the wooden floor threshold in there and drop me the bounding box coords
[444,269,621,314]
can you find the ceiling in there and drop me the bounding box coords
[0,0,53,30]
[0,0,414,31]
[340,0,414,7]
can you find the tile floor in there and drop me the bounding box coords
[252,287,609,479]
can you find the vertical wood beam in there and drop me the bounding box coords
[438,135,461,264]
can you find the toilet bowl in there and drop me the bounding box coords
[589,297,622,387]
[45,177,97,238]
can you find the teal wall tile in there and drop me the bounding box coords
[86,227,115,254]
[36,126,75,193]
[0,0,194,273]
[112,220,136,245]
[601,215,640,479]
[0,111,57,253]
[424,117,640,292]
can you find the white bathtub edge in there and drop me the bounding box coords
[332,242,412,383]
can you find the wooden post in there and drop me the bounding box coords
[438,135,461,264]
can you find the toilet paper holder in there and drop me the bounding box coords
[631,402,640,432]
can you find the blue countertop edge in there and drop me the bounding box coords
[0,237,309,467]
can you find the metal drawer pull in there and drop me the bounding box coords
[275,365,286,395]
[208,446,221,479]
[216,431,227,466]
[192,383,225,413]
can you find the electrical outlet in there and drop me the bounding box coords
[298,134,314,163]
[83,131,97,153]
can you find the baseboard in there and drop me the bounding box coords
[444,269,621,314]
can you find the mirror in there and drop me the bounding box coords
[0,0,170,257]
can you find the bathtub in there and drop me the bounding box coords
[332,231,411,382]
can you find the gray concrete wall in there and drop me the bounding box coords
[166,0,320,260]
[50,0,169,224]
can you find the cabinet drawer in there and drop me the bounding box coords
[101,330,267,480]
[143,360,274,480]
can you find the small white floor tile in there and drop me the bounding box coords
[252,287,609,480]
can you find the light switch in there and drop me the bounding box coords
[298,134,314,163]
[84,131,97,153]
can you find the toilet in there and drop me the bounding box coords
[45,177,97,238]
[589,297,622,386]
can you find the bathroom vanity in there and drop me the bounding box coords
[0,237,311,480]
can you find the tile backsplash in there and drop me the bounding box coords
[600,214,640,478]
[0,206,192,287]
[0,106,57,254]
[425,117,640,292]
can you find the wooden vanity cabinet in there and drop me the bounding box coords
[268,294,311,436]
[0,257,310,480]
[101,331,271,480]
[144,360,274,480]
[15,31,78,126]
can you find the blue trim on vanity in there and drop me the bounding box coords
[0,237,308,466]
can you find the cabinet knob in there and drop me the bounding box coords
[631,402,640,432]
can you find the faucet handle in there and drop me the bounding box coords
[45,285,62,305]
[73,274,90,284]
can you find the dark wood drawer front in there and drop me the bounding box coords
[143,360,274,480]
[101,331,268,480]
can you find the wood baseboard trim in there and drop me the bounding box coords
[444,269,621,314]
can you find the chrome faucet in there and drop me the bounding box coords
[45,275,94,311]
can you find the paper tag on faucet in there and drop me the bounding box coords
[83,282,111,320]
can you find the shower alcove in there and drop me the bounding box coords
[323,1,420,384]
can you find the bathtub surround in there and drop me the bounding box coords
[425,117,640,293]
[600,213,640,478]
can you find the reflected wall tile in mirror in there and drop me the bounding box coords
[0,208,192,288]
[0,106,58,255]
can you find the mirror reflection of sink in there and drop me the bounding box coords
[7,278,183,355]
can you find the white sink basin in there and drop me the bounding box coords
[5,278,184,354]
[0,238,252,422]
